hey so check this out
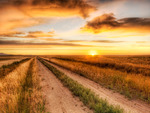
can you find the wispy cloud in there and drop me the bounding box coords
[90,40,124,43]
[0,30,55,38]
[0,38,97,47]
[63,39,124,43]
[23,31,55,38]
[0,31,25,37]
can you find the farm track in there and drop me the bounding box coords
[46,60,150,113]
[37,59,92,113]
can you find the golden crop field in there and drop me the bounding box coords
[0,55,150,113]
[44,55,150,102]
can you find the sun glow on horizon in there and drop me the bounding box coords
[89,50,98,56]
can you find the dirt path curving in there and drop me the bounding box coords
[48,61,150,113]
[37,60,92,113]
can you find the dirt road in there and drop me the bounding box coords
[48,61,150,113]
[37,60,92,113]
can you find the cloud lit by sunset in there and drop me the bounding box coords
[0,0,150,55]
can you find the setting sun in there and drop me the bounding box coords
[89,50,98,56]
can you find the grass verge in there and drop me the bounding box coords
[18,58,46,113]
[0,58,30,78]
[38,57,123,113]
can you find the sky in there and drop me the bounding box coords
[0,0,150,55]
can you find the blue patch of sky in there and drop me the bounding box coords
[17,16,86,33]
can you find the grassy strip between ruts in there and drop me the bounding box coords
[38,57,123,113]
[18,58,46,113]
[0,58,30,78]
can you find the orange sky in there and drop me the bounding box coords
[0,0,150,55]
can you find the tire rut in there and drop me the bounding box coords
[48,61,150,113]
[37,60,92,113]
